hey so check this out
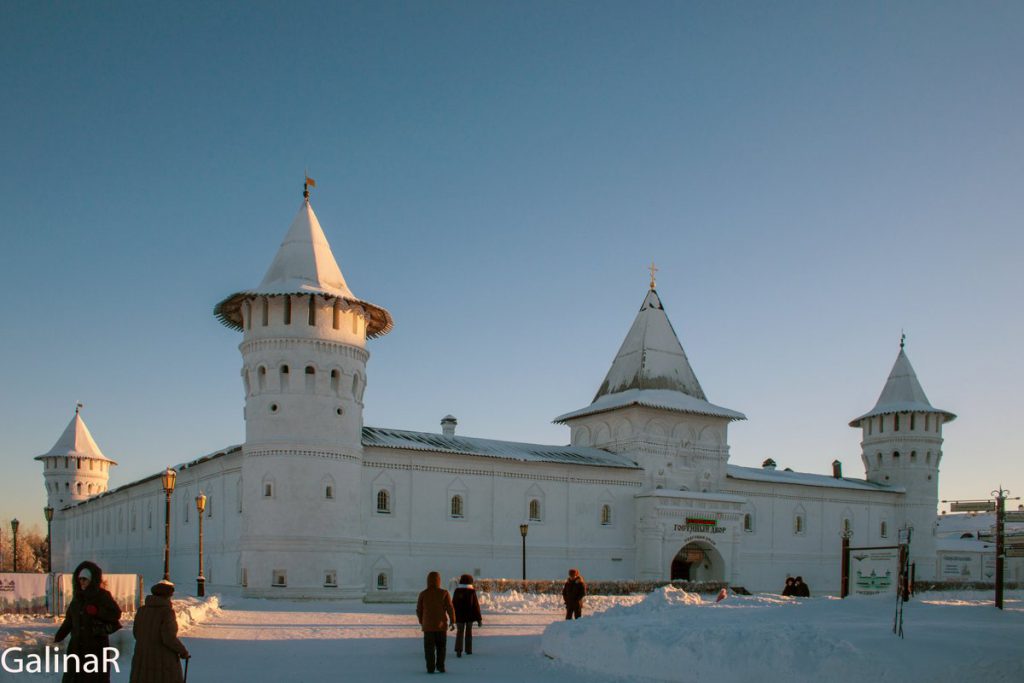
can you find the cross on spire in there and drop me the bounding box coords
[303,172,316,200]
[649,261,658,290]
[900,330,906,349]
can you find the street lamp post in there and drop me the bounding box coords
[195,492,207,597]
[10,519,20,573]
[43,507,54,573]
[519,523,529,581]
[161,468,177,581]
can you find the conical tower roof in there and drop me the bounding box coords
[555,288,744,423]
[34,409,116,464]
[214,196,393,338]
[849,345,956,427]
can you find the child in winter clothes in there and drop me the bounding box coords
[451,574,482,657]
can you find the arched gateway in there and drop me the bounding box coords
[670,541,725,581]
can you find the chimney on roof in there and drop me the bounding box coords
[761,458,776,471]
[441,415,457,438]
[832,460,842,479]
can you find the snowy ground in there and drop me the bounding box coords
[2,590,1022,682]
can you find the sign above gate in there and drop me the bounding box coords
[674,517,727,534]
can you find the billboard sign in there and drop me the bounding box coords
[950,501,995,512]
[850,549,899,594]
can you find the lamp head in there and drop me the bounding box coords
[519,523,529,538]
[11,518,19,534]
[161,467,177,493]
[195,492,207,513]
[44,507,54,523]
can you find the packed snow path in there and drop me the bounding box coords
[179,598,617,682]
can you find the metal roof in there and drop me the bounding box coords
[726,464,904,493]
[363,426,640,469]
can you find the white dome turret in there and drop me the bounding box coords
[35,405,116,508]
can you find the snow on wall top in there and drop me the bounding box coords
[556,289,745,423]
[214,198,393,337]
[849,347,955,427]
[34,411,116,464]
[726,464,903,493]
[362,426,641,470]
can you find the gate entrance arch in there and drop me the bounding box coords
[670,541,725,582]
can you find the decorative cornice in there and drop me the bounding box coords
[246,447,361,463]
[241,337,369,362]
[363,460,642,488]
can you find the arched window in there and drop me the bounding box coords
[331,369,340,394]
[305,365,316,391]
[376,573,389,590]
[263,477,275,498]
[258,366,267,391]
[893,451,900,462]
[910,451,917,463]
[377,489,391,514]
[280,364,289,390]
[450,495,464,518]
[600,504,612,526]
[76,482,82,494]
[743,513,752,532]
[880,521,888,538]
[528,498,541,521]
[325,485,334,499]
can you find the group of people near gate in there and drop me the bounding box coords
[781,575,811,597]
[416,568,587,674]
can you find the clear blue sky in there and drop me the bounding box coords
[2,2,1022,532]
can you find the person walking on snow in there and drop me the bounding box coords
[129,580,190,683]
[53,561,122,683]
[416,571,456,673]
[562,568,587,620]
[452,574,482,657]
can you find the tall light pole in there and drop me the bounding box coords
[519,523,529,580]
[195,492,207,597]
[10,519,20,573]
[43,507,54,573]
[161,468,177,581]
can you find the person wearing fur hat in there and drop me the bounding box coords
[53,561,122,683]
[129,580,190,683]
[451,574,482,658]
[562,568,587,620]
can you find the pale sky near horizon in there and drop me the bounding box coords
[1,2,1022,532]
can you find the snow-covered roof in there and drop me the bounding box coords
[726,464,903,493]
[849,346,955,427]
[362,426,641,470]
[214,198,393,338]
[34,410,116,464]
[554,289,745,423]
[554,388,746,423]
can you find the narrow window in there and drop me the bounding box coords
[743,513,752,531]
[794,515,804,534]
[273,570,287,587]
[377,489,390,513]
[601,504,612,526]
[528,498,541,521]
[911,451,917,463]
[77,482,82,494]
[325,485,333,499]
[283,296,292,324]
[244,301,252,329]
[451,495,464,518]
[324,572,337,587]
[925,414,931,431]
[868,420,872,435]
[926,452,931,464]
[261,298,269,326]
[910,413,916,430]
[893,451,900,462]
[207,496,213,518]
[331,369,340,394]
[147,502,153,529]
[280,365,289,389]
[241,568,248,587]
[258,366,267,391]
[333,301,341,330]
[264,482,273,497]
[305,365,316,391]
[935,415,942,431]
[880,521,888,538]
[877,452,882,466]
[879,416,884,433]
[376,573,389,590]
[308,294,317,325]
[352,313,358,334]
[894,413,900,431]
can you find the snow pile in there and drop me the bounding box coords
[173,594,221,632]
[479,590,643,615]
[542,591,1024,682]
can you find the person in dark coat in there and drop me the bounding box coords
[781,577,796,596]
[562,568,586,620]
[793,576,811,597]
[451,574,482,657]
[129,580,190,683]
[416,571,456,674]
[53,561,123,683]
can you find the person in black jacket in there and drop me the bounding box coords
[562,568,586,620]
[792,576,811,597]
[451,574,482,657]
[54,561,123,683]
[781,577,796,596]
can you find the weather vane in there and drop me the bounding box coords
[303,170,316,200]
[649,261,658,290]
[75,402,83,415]
[900,330,906,349]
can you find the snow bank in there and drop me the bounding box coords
[479,590,643,615]
[542,591,1024,682]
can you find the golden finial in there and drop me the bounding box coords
[649,261,658,290]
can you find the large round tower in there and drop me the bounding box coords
[35,405,116,509]
[850,339,955,580]
[214,184,393,598]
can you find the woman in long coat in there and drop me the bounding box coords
[451,573,482,657]
[129,580,190,683]
[54,561,123,683]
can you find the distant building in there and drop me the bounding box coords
[935,512,1024,584]
[39,190,959,598]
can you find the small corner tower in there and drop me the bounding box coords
[850,337,955,579]
[214,181,393,597]
[35,404,117,508]
[554,276,745,493]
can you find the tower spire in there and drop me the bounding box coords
[649,261,658,290]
